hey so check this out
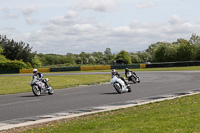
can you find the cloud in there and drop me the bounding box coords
[21,5,38,25]
[0,27,18,35]
[169,15,184,25]
[1,8,20,19]
[23,11,112,53]
[73,0,117,12]
[49,11,89,26]
[163,16,195,37]
[135,0,155,9]
[5,12,200,54]
[2,1,200,55]
[25,17,38,25]
[22,5,36,16]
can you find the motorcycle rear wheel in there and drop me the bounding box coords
[32,85,41,96]
[114,83,122,94]
[128,86,132,92]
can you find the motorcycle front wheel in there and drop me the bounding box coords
[136,77,140,83]
[32,85,41,96]
[113,83,122,94]
[48,85,54,95]
[130,77,136,83]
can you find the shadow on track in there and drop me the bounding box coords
[100,92,119,95]
[19,95,46,97]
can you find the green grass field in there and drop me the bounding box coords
[0,75,111,95]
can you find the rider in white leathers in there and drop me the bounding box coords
[111,69,129,86]
[32,69,49,88]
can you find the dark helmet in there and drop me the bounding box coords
[125,68,129,71]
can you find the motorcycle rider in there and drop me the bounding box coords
[32,69,49,88]
[111,69,130,86]
[125,68,139,81]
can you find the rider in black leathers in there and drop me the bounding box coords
[125,68,139,80]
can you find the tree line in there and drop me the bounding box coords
[146,34,200,62]
[0,34,200,69]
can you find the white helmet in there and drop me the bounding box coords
[33,69,38,74]
[112,69,116,74]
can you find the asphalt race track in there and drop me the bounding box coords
[0,71,200,124]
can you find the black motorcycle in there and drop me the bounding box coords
[125,71,140,84]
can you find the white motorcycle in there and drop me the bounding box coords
[30,76,54,96]
[110,75,132,94]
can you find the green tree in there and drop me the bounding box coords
[0,35,35,63]
[104,48,112,55]
[91,52,104,64]
[173,38,188,45]
[137,51,152,63]
[31,55,42,67]
[176,42,193,61]
[130,53,141,63]
[88,56,96,64]
[76,57,82,64]
[79,52,89,64]
[0,45,8,62]
[153,43,177,62]
[189,33,200,45]
[153,44,167,62]
[115,50,132,64]
[188,34,200,60]
[193,45,200,60]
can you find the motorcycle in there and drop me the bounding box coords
[30,76,54,96]
[110,75,132,94]
[125,71,140,84]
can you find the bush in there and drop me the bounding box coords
[0,60,29,70]
[115,50,132,64]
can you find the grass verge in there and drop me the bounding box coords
[1,66,200,95]
[134,66,200,71]
[7,93,199,133]
[0,74,110,95]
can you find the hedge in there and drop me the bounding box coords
[0,60,28,70]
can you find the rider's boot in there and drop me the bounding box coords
[45,84,50,89]
[125,81,130,88]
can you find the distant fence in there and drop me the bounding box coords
[111,64,140,69]
[50,67,80,72]
[1,61,200,74]
[81,65,111,71]
[20,68,50,74]
[146,61,200,68]
[0,69,19,74]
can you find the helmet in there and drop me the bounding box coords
[112,69,116,75]
[125,68,129,71]
[33,69,38,74]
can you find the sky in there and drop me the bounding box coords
[1,0,200,55]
